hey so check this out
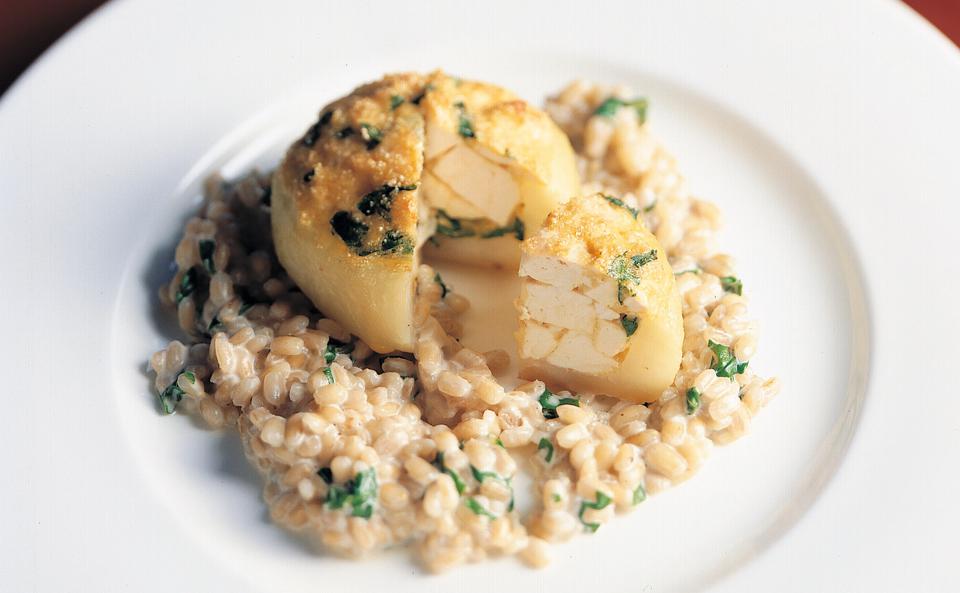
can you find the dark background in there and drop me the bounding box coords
[1,0,958,97]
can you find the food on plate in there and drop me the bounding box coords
[151,74,780,573]
[516,193,682,402]
[272,72,579,353]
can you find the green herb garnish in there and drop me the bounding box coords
[604,195,639,219]
[379,230,414,255]
[434,272,449,298]
[157,370,195,415]
[552,493,562,503]
[323,367,336,384]
[578,491,612,533]
[608,249,658,304]
[495,438,505,448]
[357,184,417,220]
[708,340,748,378]
[325,467,378,518]
[198,239,216,274]
[433,452,466,495]
[593,96,648,123]
[481,217,524,240]
[330,211,369,250]
[454,101,475,138]
[359,123,383,150]
[317,467,333,484]
[465,497,496,519]
[538,386,580,420]
[633,484,647,505]
[174,266,198,305]
[721,276,743,296]
[435,209,476,238]
[620,314,639,337]
[686,387,701,415]
[389,95,404,110]
[537,437,554,463]
[323,338,354,364]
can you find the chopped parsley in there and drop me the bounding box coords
[335,126,354,139]
[357,184,417,219]
[552,493,562,503]
[323,338,354,364]
[207,315,225,334]
[434,272,449,298]
[389,95,404,110]
[686,387,701,415]
[359,123,383,150]
[593,96,649,123]
[330,211,369,250]
[198,239,216,274]
[620,314,639,337]
[604,195,639,219]
[325,467,378,519]
[302,111,332,147]
[721,276,743,296]
[454,101,475,138]
[174,267,198,304]
[607,249,658,304]
[633,484,647,505]
[495,438,505,449]
[435,209,476,238]
[537,437,554,463]
[481,217,524,240]
[674,266,702,276]
[379,230,414,255]
[708,340,748,378]
[469,466,514,511]
[644,199,657,213]
[465,497,496,519]
[238,301,255,316]
[323,367,335,384]
[317,467,334,484]
[433,452,466,494]
[157,370,195,415]
[538,386,580,420]
[578,491,612,533]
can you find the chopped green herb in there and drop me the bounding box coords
[357,184,417,220]
[593,96,648,123]
[434,272,449,298]
[410,83,434,105]
[317,467,333,484]
[708,340,749,378]
[552,493,562,503]
[537,437,554,463]
[538,386,580,420]
[495,438,505,449]
[481,217,525,240]
[157,370,194,415]
[389,95,404,110]
[620,314,639,337]
[359,123,383,150]
[686,387,701,415]
[238,301,254,316]
[174,266,198,304]
[674,267,702,276]
[604,195,639,219]
[465,497,496,519]
[608,250,658,304]
[721,276,743,296]
[330,211,369,249]
[323,367,335,384]
[578,491,612,533]
[207,315,225,334]
[643,199,657,213]
[198,239,216,274]
[323,338,354,364]
[379,230,414,255]
[433,452,466,494]
[454,101,475,138]
[335,127,354,139]
[470,465,500,483]
[633,484,647,505]
[435,209,476,238]
[325,467,378,518]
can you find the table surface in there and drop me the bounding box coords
[0,0,958,98]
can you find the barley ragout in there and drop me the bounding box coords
[149,80,780,572]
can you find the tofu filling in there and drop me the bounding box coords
[516,254,644,375]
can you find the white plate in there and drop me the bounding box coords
[1,1,958,591]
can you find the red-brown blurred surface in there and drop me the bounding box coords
[1,0,959,97]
